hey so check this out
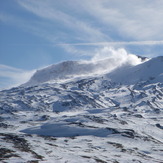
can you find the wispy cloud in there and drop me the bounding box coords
[2,0,163,57]
[24,0,163,41]
[57,40,163,46]
[14,0,163,56]
[17,0,109,43]
[79,0,163,40]
[0,64,35,90]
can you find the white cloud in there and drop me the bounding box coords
[0,64,35,90]
[92,47,142,66]
[57,40,163,58]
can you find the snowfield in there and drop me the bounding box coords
[0,55,163,162]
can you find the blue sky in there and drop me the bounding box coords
[1,0,163,89]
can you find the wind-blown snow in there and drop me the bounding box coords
[23,48,144,87]
[24,52,163,88]
[92,47,143,66]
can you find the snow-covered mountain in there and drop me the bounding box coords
[23,54,145,87]
[0,55,163,163]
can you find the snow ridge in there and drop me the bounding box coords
[23,54,145,86]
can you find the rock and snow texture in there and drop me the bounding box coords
[0,55,163,162]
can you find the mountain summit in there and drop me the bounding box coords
[23,55,163,87]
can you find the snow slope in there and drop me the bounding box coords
[0,55,163,163]
[23,60,114,86]
[107,56,163,84]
